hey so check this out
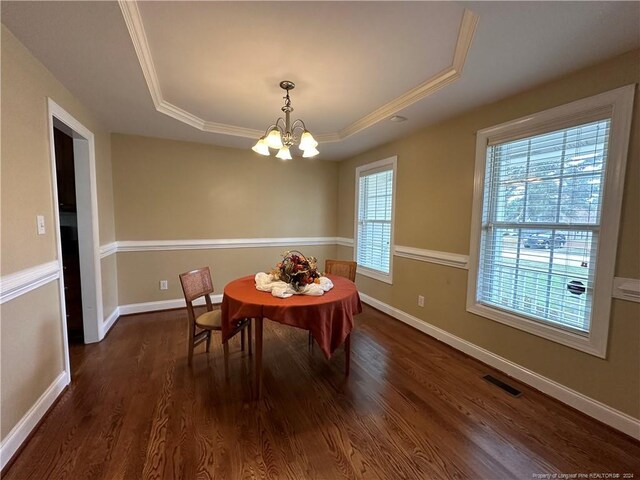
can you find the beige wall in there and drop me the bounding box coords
[0,25,117,441]
[1,25,116,274]
[101,255,119,318]
[117,246,338,306]
[112,134,338,240]
[111,134,339,304]
[337,50,640,418]
[0,282,64,439]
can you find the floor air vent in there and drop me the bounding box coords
[483,374,522,397]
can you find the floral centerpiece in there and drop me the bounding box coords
[270,250,321,292]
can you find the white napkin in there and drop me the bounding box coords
[254,272,334,298]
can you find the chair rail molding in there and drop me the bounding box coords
[394,245,469,270]
[99,242,118,259]
[612,277,640,303]
[336,237,354,247]
[0,261,60,304]
[106,237,340,253]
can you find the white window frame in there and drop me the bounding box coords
[354,156,397,284]
[467,85,635,358]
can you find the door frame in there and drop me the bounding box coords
[47,98,104,365]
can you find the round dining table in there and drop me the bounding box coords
[221,274,362,398]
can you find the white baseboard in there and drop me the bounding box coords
[359,292,640,440]
[0,370,70,470]
[100,307,120,338]
[119,294,223,316]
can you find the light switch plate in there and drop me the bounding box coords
[36,215,46,235]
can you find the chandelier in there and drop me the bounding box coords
[252,80,319,159]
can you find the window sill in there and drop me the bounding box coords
[356,266,393,284]
[466,302,606,358]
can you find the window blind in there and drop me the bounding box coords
[477,118,611,334]
[357,168,394,274]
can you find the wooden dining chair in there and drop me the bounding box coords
[309,259,358,349]
[179,267,251,365]
[325,259,357,282]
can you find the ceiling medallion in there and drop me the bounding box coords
[252,81,319,160]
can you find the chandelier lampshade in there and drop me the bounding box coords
[265,129,284,149]
[276,146,293,160]
[251,137,270,156]
[252,80,319,159]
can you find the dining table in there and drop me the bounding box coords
[221,274,362,398]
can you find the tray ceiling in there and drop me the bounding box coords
[2,1,639,160]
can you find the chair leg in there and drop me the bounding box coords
[248,319,252,356]
[241,327,246,351]
[205,330,212,353]
[187,321,195,366]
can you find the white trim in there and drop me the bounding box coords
[48,98,104,360]
[335,10,479,141]
[0,370,70,470]
[394,245,469,270]
[100,307,120,337]
[0,261,60,304]
[110,237,338,253]
[336,237,354,248]
[354,156,397,285]
[119,1,478,143]
[359,293,640,440]
[99,242,118,259]
[117,0,162,108]
[612,277,640,303]
[466,85,636,358]
[336,239,471,270]
[356,266,393,285]
[118,294,223,316]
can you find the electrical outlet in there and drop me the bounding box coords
[159,280,168,290]
[418,295,425,307]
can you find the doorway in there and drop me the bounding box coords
[53,126,83,342]
[48,99,104,377]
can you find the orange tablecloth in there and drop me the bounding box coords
[221,274,362,359]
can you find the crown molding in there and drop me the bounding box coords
[118,0,162,108]
[119,2,478,143]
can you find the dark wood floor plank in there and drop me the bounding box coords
[4,305,639,480]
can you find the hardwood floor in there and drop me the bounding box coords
[5,305,639,479]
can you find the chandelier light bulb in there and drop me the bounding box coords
[302,146,319,158]
[298,131,318,151]
[265,129,283,149]
[276,146,292,160]
[251,137,270,156]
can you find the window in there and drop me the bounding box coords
[355,156,397,283]
[467,86,634,357]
